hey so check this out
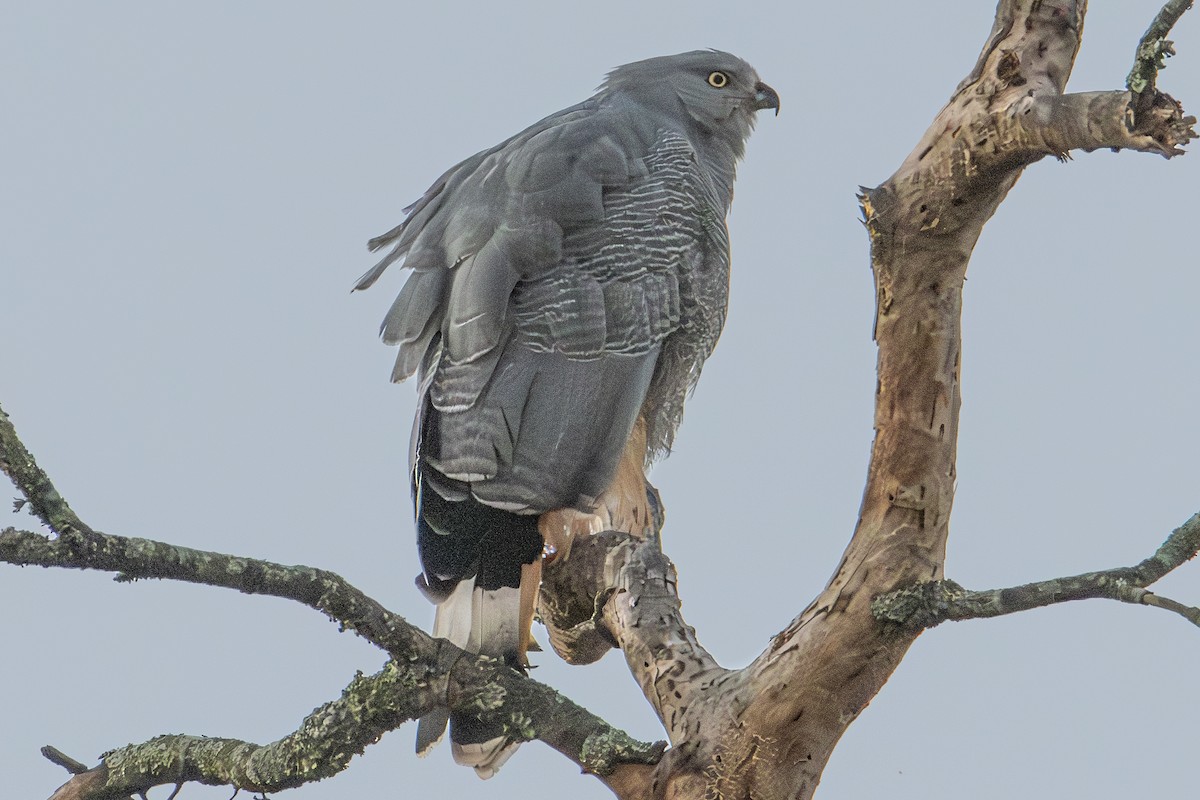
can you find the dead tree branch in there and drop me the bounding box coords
[1128,0,1193,96]
[44,662,437,800]
[873,512,1200,630]
[0,403,662,799]
[540,527,729,743]
[40,748,89,776]
[40,660,661,800]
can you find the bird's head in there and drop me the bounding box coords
[601,50,779,154]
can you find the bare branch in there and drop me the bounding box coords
[1139,592,1200,626]
[0,402,662,797]
[599,535,727,739]
[536,478,730,749]
[41,747,89,776]
[47,662,437,800]
[873,513,1200,630]
[0,521,422,659]
[42,659,663,800]
[1120,0,1198,155]
[41,659,665,800]
[1127,0,1194,96]
[539,519,729,747]
[0,404,94,539]
[998,90,1196,159]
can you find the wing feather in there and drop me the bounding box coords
[367,102,727,511]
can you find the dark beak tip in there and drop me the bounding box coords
[753,81,781,116]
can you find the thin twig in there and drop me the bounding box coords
[1139,592,1200,626]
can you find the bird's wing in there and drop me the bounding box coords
[364,102,725,512]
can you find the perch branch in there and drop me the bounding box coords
[41,747,89,775]
[599,534,728,741]
[539,503,728,746]
[873,513,1200,630]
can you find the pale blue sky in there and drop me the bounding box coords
[2,3,1196,799]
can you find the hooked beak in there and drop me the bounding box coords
[753,81,780,116]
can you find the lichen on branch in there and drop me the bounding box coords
[872,513,1200,630]
[0,401,662,799]
[1127,0,1194,95]
[48,661,435,800]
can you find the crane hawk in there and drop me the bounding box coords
[356,49,778,776]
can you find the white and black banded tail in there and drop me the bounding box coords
[413,474,543,778]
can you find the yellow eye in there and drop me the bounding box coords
[707,71,729,88]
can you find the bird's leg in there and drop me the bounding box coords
[518,558,543,659]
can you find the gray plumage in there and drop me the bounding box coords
[357,50,777,776]
[360,50,776,511]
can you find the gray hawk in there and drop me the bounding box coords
[355,50,778,777]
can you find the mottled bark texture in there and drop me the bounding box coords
[3,2,1197,800]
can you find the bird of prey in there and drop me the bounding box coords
[356,50,778,777]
